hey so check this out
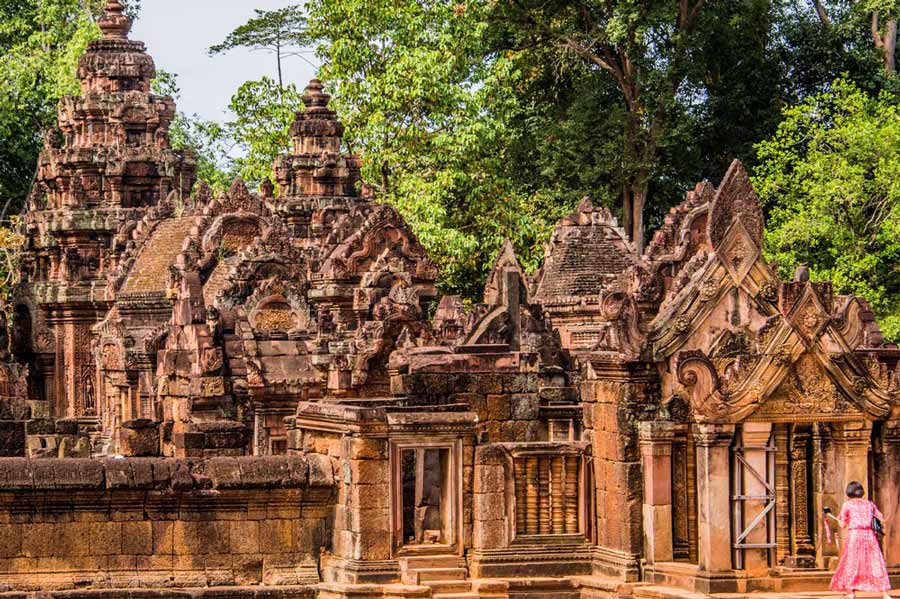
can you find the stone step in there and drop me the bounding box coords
[431,593,479,599]
[400,555,465,570]
[632,585,709,599]
[418,568,467,582]
[424,579,471,594]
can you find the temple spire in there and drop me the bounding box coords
[302,79,332,112]
[99,0,133,40]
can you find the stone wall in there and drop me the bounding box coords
[581,371,646,581]
[0,456,336,592]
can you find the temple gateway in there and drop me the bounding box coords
[1,3,900,598]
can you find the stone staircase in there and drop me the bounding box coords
[399,556,508,599]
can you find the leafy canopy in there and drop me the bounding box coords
[307,0,564,296]
[0,0,104,215]
[755,78,900,341]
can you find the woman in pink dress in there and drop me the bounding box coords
[828,481,892,599]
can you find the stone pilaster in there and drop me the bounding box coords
[639,420,675,564]
[787,425,815,567]
[773,423,790,565]
[740,422,772,573]
[693,422,735,573]
[831,420,872,498]
[877,421,900,567]
[581,359,655,581]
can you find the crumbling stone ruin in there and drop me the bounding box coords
[2,2,900,598]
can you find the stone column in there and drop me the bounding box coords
[694,422,735,573]
[773,424,790,565]
[787,425,815,567]
[831,420,872,498]
[877,422,900,567]
[740,422,773,573]
[639,421,675,564]
[811,423,839,566]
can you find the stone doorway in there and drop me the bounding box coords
[392,442,460,554]
[728,423,822,571]
[730,424,777,570]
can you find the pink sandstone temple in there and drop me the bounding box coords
[1,2,900,598]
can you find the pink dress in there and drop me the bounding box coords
[829,498,891,592]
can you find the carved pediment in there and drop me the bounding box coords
[707,160,764,251]
[717,219,761,285]
[785,283,831,346]
[749,353,864,422]
[320,205,437,282]
[676,330,892,423]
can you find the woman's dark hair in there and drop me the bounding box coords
[846,481,865,498]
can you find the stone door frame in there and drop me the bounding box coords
[389,436,464,557]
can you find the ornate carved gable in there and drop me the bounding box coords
[649,162,780,360]
[484,240,527,306]
[750,352,864,422]
[781,281,832,346]
[653,162,898,424]
[211,231,309,312]
[319,204,437,284]
[707,160,764,251]
[667,282,896,424]
[462,243,530,350]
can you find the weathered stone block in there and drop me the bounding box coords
[487,394,511,420]
[121,521,153,555]
[258,519,292,554]
[229,520,260,554]
[348,458,388,484]
[510,394,540,420]
[474,492,506,521]
[119,419,160,457]
[473,518,507,549]
[474,464,506,494]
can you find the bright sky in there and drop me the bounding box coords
[130,0,318,122]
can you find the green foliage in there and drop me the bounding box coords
[307,0,564,296]
[227,77,303,187]
[209,6,309,88]
[305,0,809,294]
[755,79,900,341]
[152,71,234,192]
[0,0,104,215]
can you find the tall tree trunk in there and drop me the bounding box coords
[885,19,897,75]
[276,41,284,90]
[872,14,897,76]
[631,181,647,254]
[622,187,634,244]
[811,0,832,28]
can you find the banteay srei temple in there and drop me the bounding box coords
[3,3,900,599]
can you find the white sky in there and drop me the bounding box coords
[130,0,318,122]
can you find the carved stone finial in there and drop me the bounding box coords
[302,79,331,111]
[99,0,133,39]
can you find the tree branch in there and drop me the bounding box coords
[810,0,832,28]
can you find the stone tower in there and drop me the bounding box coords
[14,0,196,421]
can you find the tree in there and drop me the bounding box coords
[226,77,304,186]
[754,78,900,341]
[153,71,234,191]
[307,0,562,296]
[209,6,310,91]
[0,0,106,216]
[801,0,899,76]
[491,0,713,251]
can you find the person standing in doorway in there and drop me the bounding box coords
[827,481,893,599]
